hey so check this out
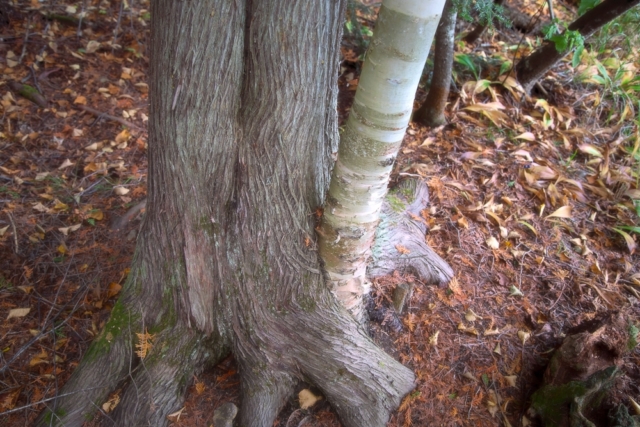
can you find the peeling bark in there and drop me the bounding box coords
[516,0,640,93]
[414,0,458,128]
[35,1,418,426]
[319,0,447,320]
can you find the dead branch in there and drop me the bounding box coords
[78,104,146,131]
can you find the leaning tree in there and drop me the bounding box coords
[516,0,640,93]
[35,1,452,426]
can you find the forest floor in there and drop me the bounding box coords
[1,0,639,426]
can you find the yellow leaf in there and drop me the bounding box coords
[135,329,155,359]
[545,206,572,219]
[102,393,120,413]
[107,282,122,298]
[57,244,67,255]
[298,389,322,409]
[115,129,131,144]
[29,349,48,367]
[73,96,87,105]
[195,381,206,395]
[53,199,69,212]
[87,210,104,220]
[457,216,469,229]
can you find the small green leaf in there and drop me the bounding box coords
[482,374,489,387]
[550,34,568,52]
[572,46,584,68]
[499,61,512,76]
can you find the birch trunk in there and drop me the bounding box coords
[319,0,450,320]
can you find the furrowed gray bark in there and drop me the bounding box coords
[35,1,416,426]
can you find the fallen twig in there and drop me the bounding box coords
[18,14,32,64]
[78,104,145,131]
[7,212,18,254]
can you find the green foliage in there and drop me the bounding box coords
[344,0,376,56]
[454,53,480,80]
[578,0,600,16]
[542,19,585,67]
[455,0,510,28]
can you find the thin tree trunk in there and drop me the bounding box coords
[516,0,640,93]
[35,1,416,427]
[414,0,458,128]
[319,0,448,321]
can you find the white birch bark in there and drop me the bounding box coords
[319,0,446,320]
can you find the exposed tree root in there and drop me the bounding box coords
[370,178,454,285]
[110,328,217,426]
[237,366,295,427]
[37,289,414,427]
[34,305,138,426]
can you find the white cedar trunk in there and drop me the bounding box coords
[319,0,446,319]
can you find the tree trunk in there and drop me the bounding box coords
[516,0,640,93]
[414,0,458,128]
[318,0,449,321]
[35,1,416,427]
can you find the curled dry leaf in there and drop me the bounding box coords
[545,205,572,219]
[58,224,82,236]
